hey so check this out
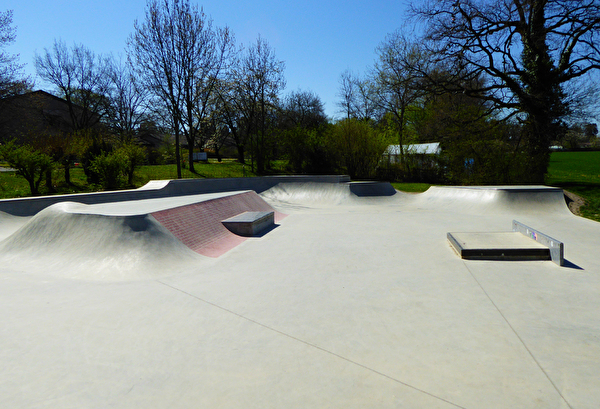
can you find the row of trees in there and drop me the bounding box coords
[337,0,600,184]
[31,0,290,179]
[3,0,600,190]
[1,1,392,194]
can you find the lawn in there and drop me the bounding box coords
[0,159,283,199]
[390,182,431,193]
[546,151,600,222]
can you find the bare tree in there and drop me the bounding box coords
[105,56,148,141]
[412,0,600,182]
[0,10,31,98]
[184,25,235,172]
[128,0,235,175]
[370,30,431,161]
[129,0,184,178]
[337,69,376,120]
[35,39,111,131]
[231,36,285,173]
[34,39,111,184]
[213,76,247,163]
[337,70,360,119]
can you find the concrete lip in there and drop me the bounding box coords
[0,181,599,409]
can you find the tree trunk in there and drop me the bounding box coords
[175,128,182,179]
[188,148,195,173]
[518,2,566,184]
[45,168,56,193]
[63,161,71,185]
[237,145,245,164]
[521,116,552,184]
[28,180,38,196]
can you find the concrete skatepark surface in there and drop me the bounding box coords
[0,180,599,408]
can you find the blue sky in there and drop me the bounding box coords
[5,0,412,119]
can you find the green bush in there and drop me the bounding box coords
[327,119,390,179]
[281,125,335,174]
[117,142,147,185]
[0,140,54,196]
[89,150,127,190]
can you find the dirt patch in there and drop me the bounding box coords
[564,190,586,216]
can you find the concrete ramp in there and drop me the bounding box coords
[260,181,397,206]
[0,203,202,281]
[261,182,357,206]
[0,191,285,280]
[151,191,285,257]
[414,186,571,215]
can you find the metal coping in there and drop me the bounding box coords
[512,220,564,266]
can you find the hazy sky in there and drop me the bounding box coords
[5,0,413,119]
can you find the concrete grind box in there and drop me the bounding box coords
[222,211,275,237]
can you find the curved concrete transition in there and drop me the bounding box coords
[0,179,599,409]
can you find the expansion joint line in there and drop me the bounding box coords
[461,262,573,409]
[158,280,466,409]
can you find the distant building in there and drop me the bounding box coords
[383,143,441,164]
[0,90,103,145]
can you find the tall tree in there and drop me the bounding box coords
[213,76,247,163]
[129,0,185,178]
[370,30,430,162]
[34,40,111,184]
[336,70,376,120]
[35,39,111,131]
[105,56,148,141]
[0,10,31,98]
[129,0,235,175]
[412,0,600,183]
[232,36,285,173]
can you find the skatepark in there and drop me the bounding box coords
[0,176,599,408]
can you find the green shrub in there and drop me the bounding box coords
[0,140,54,196]
[89,151,127,190]
[327,119,390,179]
[116,143,147,185]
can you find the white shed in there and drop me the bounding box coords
[384,143,441,164]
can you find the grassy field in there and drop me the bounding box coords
[546,151,600,221]
[390,182,431,193]
[0,159,290,199]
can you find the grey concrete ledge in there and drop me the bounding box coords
[222,211,275,237]
[348,181,397,197]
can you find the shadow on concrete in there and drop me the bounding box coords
[562,259,584,270]
[253,223,281,238]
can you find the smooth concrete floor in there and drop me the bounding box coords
[0,185,599,408]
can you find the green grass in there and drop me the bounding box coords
[391,182,431,193]
[0,159,288,199]
[137,160,257,182]
[546,151,600,221]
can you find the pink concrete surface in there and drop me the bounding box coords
[151,191,286,257]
